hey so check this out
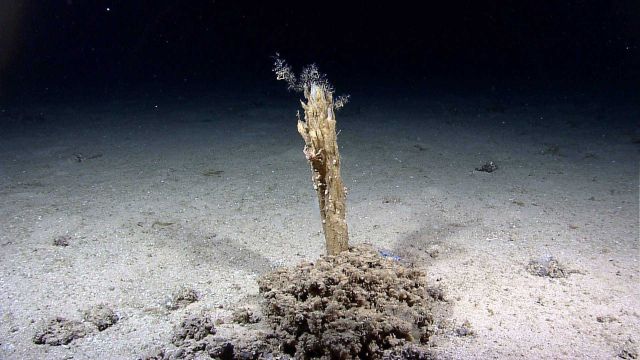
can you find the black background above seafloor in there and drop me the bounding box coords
[0,0,637,107]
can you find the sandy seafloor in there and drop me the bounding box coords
[0,89,638,359]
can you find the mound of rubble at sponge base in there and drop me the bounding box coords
[258,244,435,359]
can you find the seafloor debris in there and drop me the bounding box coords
[171,314,217,347]
[145,314,265,360]
[71,152,103,162]
[34,304,119,346]
[527,255,582,278]
[83,304,118,331]
[33,317,89,346]
[165,287,199,310]
[475,161,498,173]
[53,235,71,247]
[453,320,474,337]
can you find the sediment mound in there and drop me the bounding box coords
[258,244,434,359]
